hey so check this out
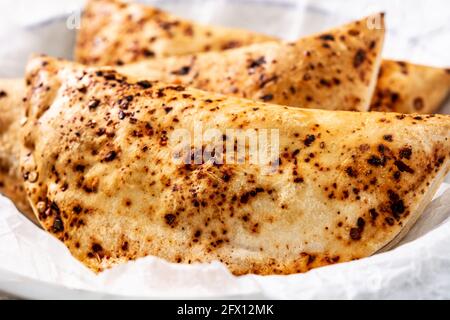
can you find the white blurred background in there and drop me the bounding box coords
[0,0,449,77]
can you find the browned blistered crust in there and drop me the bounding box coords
[370,60,450,113]
[118,15,385,112]
[0,79,35,221]
[21,56,450,275]
[76,1,449,114]
[75,0,276,66]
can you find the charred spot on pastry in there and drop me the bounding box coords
[73,205,82,214]
[52,217,64,233]
[348,29,360,36]
[345,166,358,178]
[397,61,409,75]
[359,144,370,152]
[103,150,117,162]
[102,72,118,81]
[239,188,264,205]
[136,80,152,89]
[413,97,424,111]
[399,147,412,160]
[118,110,126,120]
[349,227,361,240]
[390,92,399,103]
[294,177,304,183]
[164,213,176,227]
[92,243,103,253]
[383,134,393,142]
[142,49,155,58]
[82,179,99,193]
[367,155,386,167]
[158,20,180,31]
[166,85,185,92]
[394,160,414,174]
[0,90,7,98]
[88,99,100,110]
[248,56,266,69]
[378,144,388,154]
[289,86,296,94]
[164,106,173,113]
[388,190,405,217]
[369,208,378,220]
[77,86,87,94]
[240,193,250,204]
[357,217,365,228]
[74,164,86,172]
[303,134,316,147]
[306,253,316,265]
[183,25,194,36]
[159,132,169,146]
[353,49,366,68]
[221,40,241,50]
[260,93,273,102]
[319,34,335,41]
[222,173,231,182]
[319,78,331,87]
[350,217,365,240]
[259,74,278,88]
[171,66,191,76]
[385,217,395,226]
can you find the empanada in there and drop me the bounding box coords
[118,15,385,112]
[370,60,450,113]
[75,0,275,65]
[0,79,35,221]
[21,56,450,274]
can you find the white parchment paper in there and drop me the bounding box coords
[0,0,449,299]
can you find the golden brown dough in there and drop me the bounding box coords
[0,79,35,221]
[75,0,275,65]
[21,56,450,274]
[76,0,449,113]
[370,60,450,113]
[118,15,385,112]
